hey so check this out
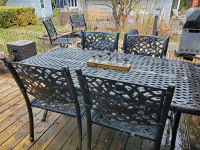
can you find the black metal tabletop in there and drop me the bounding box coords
[21,47,200,116]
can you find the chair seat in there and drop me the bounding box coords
[31,97,85,117]
[53,37,76,45]
[91,111,158,141]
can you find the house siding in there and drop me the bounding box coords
[31,0,53,18]
[30,0,42,18]
[6,0,53,19]
[43,0,53,18]
[6,0,31,6]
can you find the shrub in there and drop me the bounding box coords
[179,0,193,10]
[0,6,38,28]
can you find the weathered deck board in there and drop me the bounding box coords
[0,107,41,146]
[125,136,143,150]
[82,124,104,150]
[0,109,44,149]
[0,84,14,94]
[29,115,70,150]
[0,73,194,150]
[0,88,19,106]
[141,140,156,150]
[0,100,25,123]
[0,105,28,133]
[94,128,115,150]
[0,78,9,84]
[60,117,87,150]
[109,131,129,150]
[13,112,61,150]
[0,94,23,113]
[45,117,78,150]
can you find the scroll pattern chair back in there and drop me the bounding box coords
[0,58,83,149]
[76,69,175,150]
[81,31,120,52]
[69,14,87,33]
[123,33,169,58]
[43,18,57,45]
[11,63,84,116]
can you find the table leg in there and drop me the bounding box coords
[170,111,181,150]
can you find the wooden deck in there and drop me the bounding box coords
[0,72,193,150]
[0,74,157,150]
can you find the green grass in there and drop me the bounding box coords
[53,8,59,16]
[119,34,124,40]
[0,24,64,53]
[0,22,179,54]
[169,39,177,43]
[169,35,181,43]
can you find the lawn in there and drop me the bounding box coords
[0,24,64,53]
[0,20,179,54]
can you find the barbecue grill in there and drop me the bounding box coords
[178,8,200,55]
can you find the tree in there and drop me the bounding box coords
[0,0,8,6]
[179,0,193,10]
[98,0,140,29]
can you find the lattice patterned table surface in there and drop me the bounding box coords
[21,47,200,115]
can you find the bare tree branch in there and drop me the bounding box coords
[98,0,141,29]
[105,1,113,8]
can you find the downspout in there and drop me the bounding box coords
[177,0,181,11]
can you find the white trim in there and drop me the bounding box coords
[68,0,78,9]
[40,0,45,8]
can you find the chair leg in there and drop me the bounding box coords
[170,111,181,150]
[77,117,82,150]
[87,122,92,150]
[27,107,34,141]
[42,110,48,121]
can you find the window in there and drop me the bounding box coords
[68,0,77,8]
[40,0,44,8]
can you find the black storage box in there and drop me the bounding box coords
[7,40,37,61]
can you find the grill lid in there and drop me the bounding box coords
[183,8,200,29]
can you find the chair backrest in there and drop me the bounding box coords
[1,57,80,116]
[69,14,87,33]
[123,33,169,58]
[81,31,120,52]
[43,18,57,45]
[76,69,175,141]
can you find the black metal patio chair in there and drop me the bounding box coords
[69,14,87,36]
[0,58,84,150]
[76,69,175,150]
[123,34,169,58]
[81,31,120,52]
[43,18,76,47]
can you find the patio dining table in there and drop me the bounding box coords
[21,47,200,150]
